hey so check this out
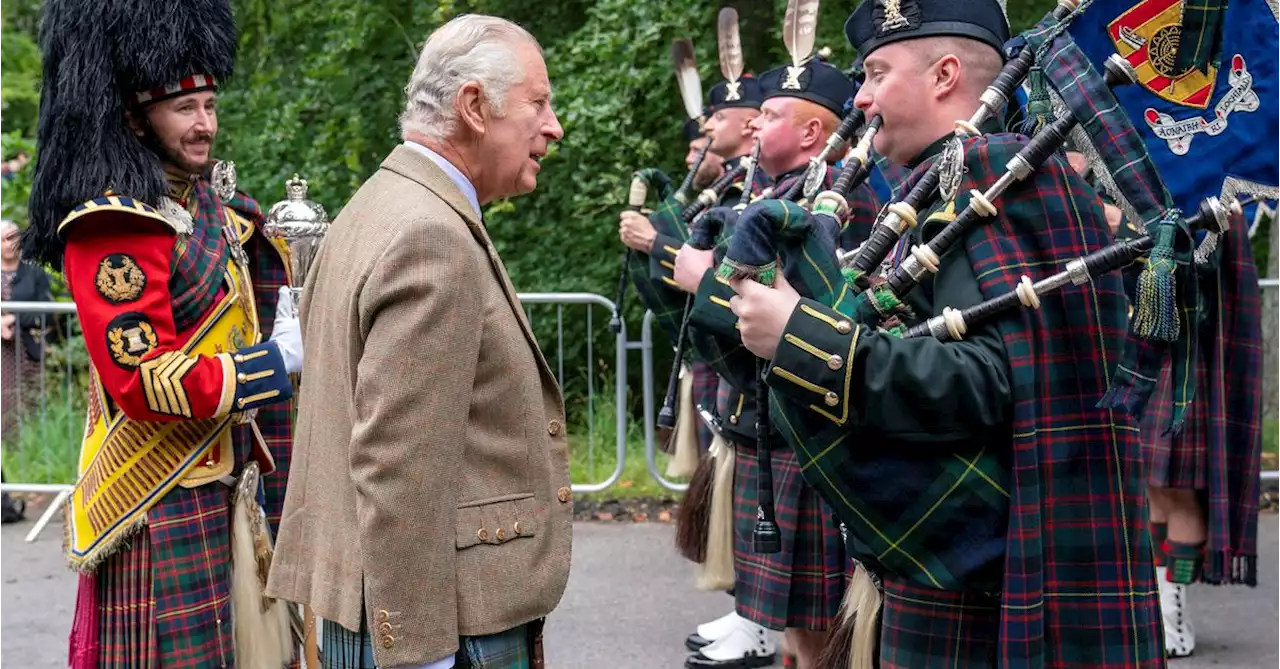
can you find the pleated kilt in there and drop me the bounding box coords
[878,577,1001,669]
[87,482,235,668]
[731,442,845,631]
[690,360,719,453]
[321,617,540,669]
[1141,357,1208,490]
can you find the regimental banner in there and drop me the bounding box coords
[1069,0,1278,215]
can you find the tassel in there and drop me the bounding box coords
[666,366,701,477]
[716,259,777,286]
[696,437,737,591]
[1132,217,1180,342]
[814,563,881,669]
[675,454,716,563]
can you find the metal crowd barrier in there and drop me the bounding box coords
[0,294,635,542]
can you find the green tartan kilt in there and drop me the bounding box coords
[878,576,1001,669]
[321,617,540,669]
[1141,358,1209,490]
[85,482,235,668]
[731,442,846,631]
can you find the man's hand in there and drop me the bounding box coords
[618,211,657,252]
[673,245,714,293]
[1103,203,1122,236]
[728,273,802,360]
[0,313,13,341]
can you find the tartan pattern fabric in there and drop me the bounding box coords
[731,442,846,632]
[1141,358,1208,489]
[1173,0,1227,75]
[149,482,235,667]
[94,525,158,667]
[763,135,1162,667]
[1025,22,1204,436]
[229,191,295,533]
[322,618,534,669]
[878,576,1002,669]
[170,180,231,333]
[691,360,718,451]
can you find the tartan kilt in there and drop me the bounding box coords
[878,576,1001,669]
[690,360,718,453]
[85,482,235,668]
[1141,355,1208,490]
[731,442,845,631]
[321,617,539,669]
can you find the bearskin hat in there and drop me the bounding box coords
[24,0,237,268]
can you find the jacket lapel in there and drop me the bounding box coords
[380,146,562,394]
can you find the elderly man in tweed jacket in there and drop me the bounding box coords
[267,14,571,669]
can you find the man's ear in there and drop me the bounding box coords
[932,53,962,101]
[798,117,823,151]
[456,81,489,135]
[125,109,146,138]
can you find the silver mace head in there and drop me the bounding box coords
[265,174,331,293]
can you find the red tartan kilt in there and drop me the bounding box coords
[1141,357,1208,490]
[731,442,846,631]
[80,482,235,668]
[878,577,1000,669]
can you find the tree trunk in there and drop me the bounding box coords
[1263,209,1278,420]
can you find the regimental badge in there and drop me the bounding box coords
[227,324,247,352]
[937,137,965,204]
[158,197,195,236]
[1108,0,1217,108]
[782,65,806,91]
[803,159,826,200]
[106,312,159,369]
[211,160,238,203]
[94,254,147,304]
[725,81,742,102]
[875,0,920,35]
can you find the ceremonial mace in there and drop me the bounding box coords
[264,174,331,302]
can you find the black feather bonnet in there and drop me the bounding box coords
[24,0,237,268]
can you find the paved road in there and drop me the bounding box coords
[3,514,1275,668]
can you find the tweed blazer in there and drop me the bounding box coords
[266,145,574,666]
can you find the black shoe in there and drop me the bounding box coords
[685,650,776,669]
[1,494,26,524]
[685,633,712,652]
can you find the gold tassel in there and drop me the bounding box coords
[696,438,736,591]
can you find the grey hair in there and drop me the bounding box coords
[0,220,17,234]
[400,14,540,142]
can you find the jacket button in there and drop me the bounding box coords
[382,636,395,649]
[824,391,839,407]
[835,320,852,334]
[496,527,506,541]
[477,528,489,542]
[513,521,523,536]
[376,610,390,623]
[379,622,394,635]
[547,419,562,436]
[729,414,739,425]
[237,372,248,383]
[557,487,571,503]
[827,354,843,371]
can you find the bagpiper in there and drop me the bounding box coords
[724,0,1168,666]
[24,0,301,666]
[675,3,885,666]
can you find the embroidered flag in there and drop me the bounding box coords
[1067,0,1278,211]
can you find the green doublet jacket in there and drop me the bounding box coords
[766,132,1013,592]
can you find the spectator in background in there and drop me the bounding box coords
[1,219,58,440]
[1,152,30,181]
